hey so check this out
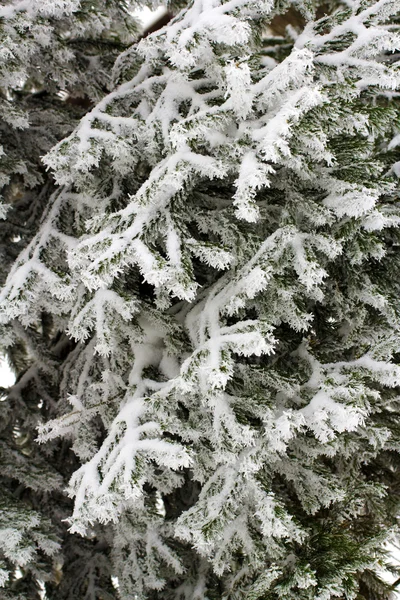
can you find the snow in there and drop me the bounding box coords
[2,0,400,595]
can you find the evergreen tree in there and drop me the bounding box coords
[1,0,400,598]
[0,1,138,597]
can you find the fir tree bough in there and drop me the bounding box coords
[1,0,400,598]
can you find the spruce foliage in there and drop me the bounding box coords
[1,0,400,598]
